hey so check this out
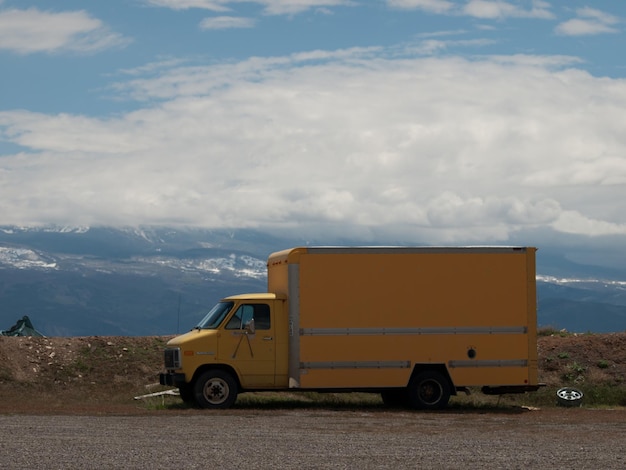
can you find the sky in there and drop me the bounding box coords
[0,1,625,263]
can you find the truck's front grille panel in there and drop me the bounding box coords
[164,348,181,369]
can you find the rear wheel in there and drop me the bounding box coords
[407,371,451,410]
[194,370,238,409]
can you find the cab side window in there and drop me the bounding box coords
[254,304,271,330]
[225,304,271,330]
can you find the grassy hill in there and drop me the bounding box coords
[0,331,624,413]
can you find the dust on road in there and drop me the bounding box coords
[1,409,625,469]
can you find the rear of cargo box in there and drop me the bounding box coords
[267,247,538,391]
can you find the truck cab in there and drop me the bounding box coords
[160,293,288,408]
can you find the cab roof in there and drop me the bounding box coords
[222,293,286,301]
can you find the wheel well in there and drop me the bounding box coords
[410,364,456,395]
[191,364,241,389]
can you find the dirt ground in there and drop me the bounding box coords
[1,409,626,469]
[1,333,624,468]
[0,332,624,414]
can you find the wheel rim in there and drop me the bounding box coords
[418,379,443,405]
[202,378,230,405]
[557,388,583,401]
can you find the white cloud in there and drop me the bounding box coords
[116,58,191,77]
[463,0,554,20]
[387,0,455,14]
[554,211,626,237]
[1,50,626,242]
[200,16,256,29]
[555,7,620,36]
[386,0,554,20]
[0,8,131,54]
[426,192,561,228]
[577,6,620,25]
[406,38,496,55]
[108,47,382,101]
[142,0,231,11]
[143,0,352,15]
[261,0,351,15]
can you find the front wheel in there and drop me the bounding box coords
[407,371,451,410]
[193,370,238,409]
[178,383,196,405]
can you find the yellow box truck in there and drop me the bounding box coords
[160,246,542,409]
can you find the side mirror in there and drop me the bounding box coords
[245,318,255,334]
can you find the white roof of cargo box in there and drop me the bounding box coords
[267,246,536,267]
[273,246,533,256]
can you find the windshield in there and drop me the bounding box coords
[196,301,234,329]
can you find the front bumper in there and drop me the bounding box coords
[159,372,187,387]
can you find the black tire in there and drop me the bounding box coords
[380,389,409,408]
[407,371,451,410]
[556,387,583,407]
[178,383,196,405]
[193,370,238,409]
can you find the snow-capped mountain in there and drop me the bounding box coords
[0,226,280,335]
[0,246,58,270]
[1,226,625,336]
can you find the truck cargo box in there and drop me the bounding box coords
[267,247,538,392]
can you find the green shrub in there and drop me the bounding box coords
[562,362,586,383]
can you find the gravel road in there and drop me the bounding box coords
[1,409,625,469]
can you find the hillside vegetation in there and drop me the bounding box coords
[0,332,624,413]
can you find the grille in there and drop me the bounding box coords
[164,348,181,369]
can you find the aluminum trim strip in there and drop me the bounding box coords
[301,361,412,370]
[288,263,301,387]
[448,359,528,368]
[300,326,527,336]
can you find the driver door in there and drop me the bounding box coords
[220,303,276,387]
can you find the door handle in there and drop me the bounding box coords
[263,336,273,341]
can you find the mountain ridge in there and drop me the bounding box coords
[1,225,625,335]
